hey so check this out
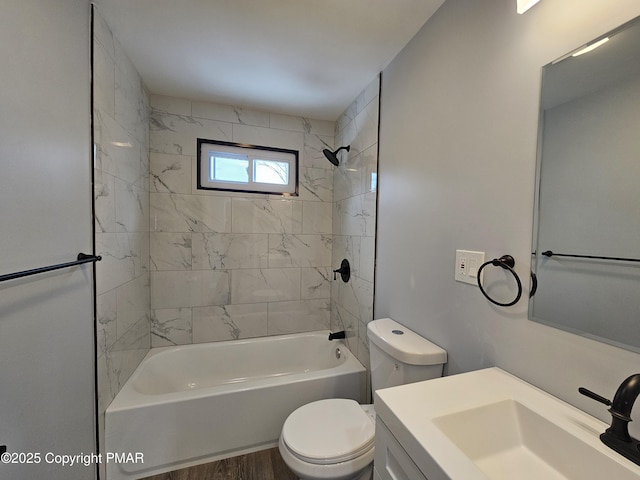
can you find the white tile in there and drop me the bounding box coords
[192,304,268,342]
[357,75,380,114]
[352,99,379,154]
[301,267,331,299]
[150,94,191,116]
[151,193,231,233]
[150,152,192,194]
[231,197,296,234]
[360,144,378,194]
[232,123,303,152]
[151,270,230,309]
[231,268,301,304]
[94,170,116,233]
[303,132,335,170]
[335,275,374,323]
[333,193,376,237]
[192,101,269,127]
[96,232,137,295]
[331,302,360,354]
[150,232,192,271]
[303,202,332,234]
[359,236,376,283]
[150,110,232,156]
[94,110,143,186]
[269,113,307,132]
[93,11,114,60]
[114,51,148,145]
[116,274,150,337]
[96,290,117,354]
[267,299,330,335]
[299,167,333,202]
[93,40,115,118]
[192,233,269,270]
[115,178,149,233]
[151,308,192,346]
[337,101,357,135]
[268,234,332,267]
[333,152,364,202]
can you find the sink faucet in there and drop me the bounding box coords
[580,373,640,466]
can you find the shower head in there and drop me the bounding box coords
[322,145,350,166]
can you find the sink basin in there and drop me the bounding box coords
[434,399,634,479]
[374,368,640,480]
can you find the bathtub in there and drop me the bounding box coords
[105,330,366,479]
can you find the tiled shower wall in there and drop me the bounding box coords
[93,8,379,452]
[331,75,380,369]
[92,10,151,453]
[149,96,335,345]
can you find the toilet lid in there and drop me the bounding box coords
[281,399,375,465]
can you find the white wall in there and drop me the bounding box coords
[0,0,96,478]
[376,0,640,433]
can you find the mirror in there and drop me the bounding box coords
[530,16,640,353]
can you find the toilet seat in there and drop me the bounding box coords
[281,398,375,465]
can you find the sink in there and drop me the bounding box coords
[434,399,635,479]
[374,368,640,480]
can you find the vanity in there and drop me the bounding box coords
[373,368,640,479]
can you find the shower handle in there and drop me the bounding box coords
[333,259,350,282]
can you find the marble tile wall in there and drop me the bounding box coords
[331,75,380,372]
[92,10,151,462]
[149,95,335,345]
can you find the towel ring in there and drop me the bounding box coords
[477,255,522,307]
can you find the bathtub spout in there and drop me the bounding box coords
[328,331,346,341]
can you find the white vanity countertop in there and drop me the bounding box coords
[374,367,640,480]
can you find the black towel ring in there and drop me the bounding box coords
[529,271,537,298]
[477,255,523,307]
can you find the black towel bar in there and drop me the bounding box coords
[541,250,640,263]
[0,253,102,283]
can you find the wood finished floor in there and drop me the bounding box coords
[142,448,298,480]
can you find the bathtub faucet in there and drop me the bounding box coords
[328,331,346,341]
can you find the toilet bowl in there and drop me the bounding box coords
[279,399,375,480]
[279,318,447,480]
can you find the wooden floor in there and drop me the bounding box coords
[142,448,298,480]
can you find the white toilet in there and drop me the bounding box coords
[279,318,447,480]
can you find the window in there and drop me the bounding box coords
[197,139,298,195]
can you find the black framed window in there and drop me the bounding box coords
[197,139,298,196]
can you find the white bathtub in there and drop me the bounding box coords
[105,331,366,479]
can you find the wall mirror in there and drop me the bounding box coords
[530,16,640,353]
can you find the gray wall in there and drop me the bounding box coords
[376,0,640,434]
[0,0,95,478]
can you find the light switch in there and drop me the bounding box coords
[455,250,485,285]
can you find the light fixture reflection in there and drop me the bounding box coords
[517,0,540,14]
[572,37,609,57]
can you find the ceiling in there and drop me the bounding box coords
[93,0,445,121]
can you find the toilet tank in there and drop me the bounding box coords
[367,318,447,393]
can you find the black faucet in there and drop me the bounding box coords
[333,259,350,282]
[580,373,640,466]
[328,330,346,341]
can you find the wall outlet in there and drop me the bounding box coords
[455,250,485,285]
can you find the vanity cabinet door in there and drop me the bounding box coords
[375,419,429,480]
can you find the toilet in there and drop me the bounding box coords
[279,317,447,480]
